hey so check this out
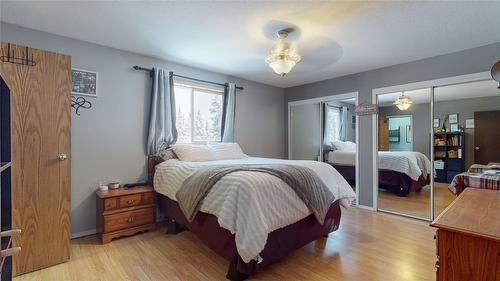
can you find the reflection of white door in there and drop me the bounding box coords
[290,103,321,160]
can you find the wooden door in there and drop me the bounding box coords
[474,110,500,164]
[0,42,71,275]
[379,116,389,151]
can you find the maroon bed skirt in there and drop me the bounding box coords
[332,164,429,196]
[158,194,342,275]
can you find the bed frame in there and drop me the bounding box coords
[147,155,343,280]
[332,164,429,196]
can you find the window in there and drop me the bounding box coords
[325,106,341,142]
[174,83,224,143]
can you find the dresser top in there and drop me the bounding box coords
[96,185,153,199]
[431,188,500,241]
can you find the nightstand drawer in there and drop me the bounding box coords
[142,192,154,204]
[103,198,118,211]
[119,194,142,208]
[104,207,154,233]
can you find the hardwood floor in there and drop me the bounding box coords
[378,182,456,219]
[14,207,436,281]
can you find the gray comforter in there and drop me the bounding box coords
[176,164,335,224]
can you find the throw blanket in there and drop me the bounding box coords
[176,164,335,224]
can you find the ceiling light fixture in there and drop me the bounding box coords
[265,29,301,76]
[393,92,413,110]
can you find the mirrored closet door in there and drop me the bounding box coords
[376,88,432,220]
[289,102,322,160]
[289,95,359,203]
[432,79,500,217]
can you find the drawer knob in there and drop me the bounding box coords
[435,261,440,269]
[127,217,134,223]
[127,200,135,205]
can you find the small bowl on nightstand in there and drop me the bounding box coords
[108,182,120,190]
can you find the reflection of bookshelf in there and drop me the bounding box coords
[434,132,465,183]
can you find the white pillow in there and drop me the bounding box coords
[208,142,248,160]
[332,141,356,152]
[171,144,215,162]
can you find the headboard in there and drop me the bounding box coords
[147,155,162,186]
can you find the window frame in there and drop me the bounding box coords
[325,105,341,143]
[174,82,224,144]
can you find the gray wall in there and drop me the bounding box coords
[1,23,285,236]
[285,42,500,207]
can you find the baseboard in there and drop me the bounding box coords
[71,229,97,239]
[356,204,376,211]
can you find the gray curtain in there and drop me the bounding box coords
[339,106,349,141]
[221,83,236,142]
[146,68,177,155]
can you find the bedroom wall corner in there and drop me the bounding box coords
[0,22,286,236]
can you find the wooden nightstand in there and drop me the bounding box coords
[96,186,156,244]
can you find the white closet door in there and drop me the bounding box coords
[290,103,321,160]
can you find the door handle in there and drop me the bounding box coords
[57,153,68,161]
[474,146,480,150]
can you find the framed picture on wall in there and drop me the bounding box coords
[465,119,474,129]
[406,125,412,143]
[72,68,98,97]
[448,113,458,124]
[433,118,440,128]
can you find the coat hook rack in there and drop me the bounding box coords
[71,95,92,116]
[1,43,37,66]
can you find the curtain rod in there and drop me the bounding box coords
[132,65,244,90]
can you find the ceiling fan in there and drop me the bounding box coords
[263,22,343,77]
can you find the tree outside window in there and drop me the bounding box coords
[174,84,223,143]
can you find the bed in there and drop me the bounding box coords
[448,163,500,195]
[149,148,355,281]
[326,149,431,196]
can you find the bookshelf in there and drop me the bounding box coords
[1,74,13,281]
[434,132,466,183]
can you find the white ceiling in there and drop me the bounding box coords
[378,79,499,106]
[1,1,500,88]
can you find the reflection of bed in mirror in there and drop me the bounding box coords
[325,144,431,196]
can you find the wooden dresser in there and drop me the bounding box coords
[430,188,499,281]
[96,186,156,244]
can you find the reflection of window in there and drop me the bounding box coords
[326,106,341,142]
[174,83,223,143]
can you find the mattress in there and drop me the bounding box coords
[154,157,355,263]
[327,150,431,181]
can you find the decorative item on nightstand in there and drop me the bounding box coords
[96,185,156,244]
